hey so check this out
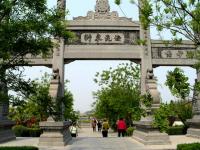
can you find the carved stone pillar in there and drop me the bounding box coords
[132,0,169,144]
[133,70,170,145]
[187,70,200,138]
[39,38,72,147]
[0,78,16,143]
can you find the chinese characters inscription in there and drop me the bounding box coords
[81,33,124,44]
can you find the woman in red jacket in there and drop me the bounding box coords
[117,118,127,137]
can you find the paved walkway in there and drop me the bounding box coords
[62,128,144,150]
[1,128,200,150]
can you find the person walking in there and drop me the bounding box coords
[117,118,127,137]
[91,119,97,132]
[102,119,109,137]
[97,120,102,132]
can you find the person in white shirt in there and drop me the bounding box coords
[70,123,78,137]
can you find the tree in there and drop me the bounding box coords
[115,0,200,72]
[0,0,73,102]
[93,63,147,129]
[115,0,200,44]
[61,81,79,122]
[153,67,193,132]
[165,67,190,100]
[153,100,192,132]
[165,67,193,123]
[9,73,78,126]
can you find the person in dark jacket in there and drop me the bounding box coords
[97,120,102,132]
[117,118,127,137]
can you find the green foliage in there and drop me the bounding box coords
[139,0,153,30]
[9,73,52,124]
[12,125,29,137]
[140,93,153,108]
[126,127,135,136]
[9,73,78,125]
[116,0,200,48]
[0,147,38,150]
[153,104,170,132]
[166,126,187,135]
[165,67,190,100]
[0,0,73,103]
[153,100,192,132]
[93,63,145,129]
[177,143,200,150]
[12,125,42,137]
[61,83,79,122]
[151,0,200,44]
[170,101,193,125]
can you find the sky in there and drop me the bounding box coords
[22,0,196,113]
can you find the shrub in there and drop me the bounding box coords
[166,126,186,135]
[29,128,42,137]
[126,127,135,136]
[12,125,29,137]
[12,125,42,137]
[0,146,38,150]
[177,143,200,150]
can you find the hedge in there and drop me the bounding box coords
[0,146,38,150]
[166,126,186,135]
[12,125,42,137]
[177,143,200,150]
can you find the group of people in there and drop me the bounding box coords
[91,117,127,138]
[91,119,103,132]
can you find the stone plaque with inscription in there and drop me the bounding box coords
[68,31,139,45]
[81,33,124,44]
[152,47,196,59]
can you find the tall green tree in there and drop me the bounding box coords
[9,73,78,126]
[93,63,145,129]
[0,0,73,101]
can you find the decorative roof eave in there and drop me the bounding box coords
[68,0,140,30]
[67,20,140,31]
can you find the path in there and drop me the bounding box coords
[62,128,144,150]
[1,128,200,150]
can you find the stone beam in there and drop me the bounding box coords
[64,45,143,60]
[24,54,53,67]
[24,58,52,67]
[151,40,196,67]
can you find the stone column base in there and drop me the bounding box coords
[39,120,72,147]
[187,128,200,138]
[132,117,171,145]
[187,117,200,138]
[0,119,16,143]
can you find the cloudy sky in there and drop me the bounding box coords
[22,0,196,113]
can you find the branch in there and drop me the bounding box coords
[0,0,17,23]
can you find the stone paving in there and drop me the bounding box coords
[40,128,145,150]
[1,128,200,150]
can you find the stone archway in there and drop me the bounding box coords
[0,0,199,147]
